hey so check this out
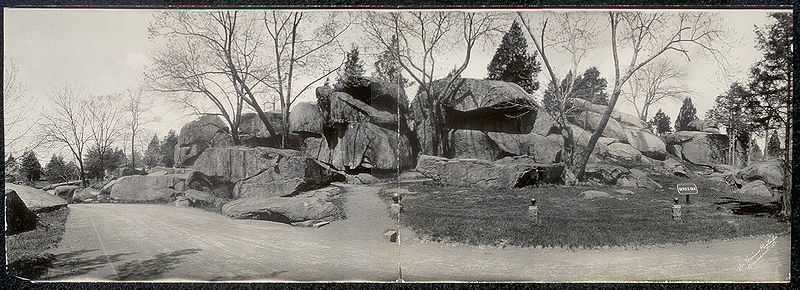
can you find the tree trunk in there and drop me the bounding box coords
[130,132,136,169]
[281,105,290,149]
[78,160,87,187]
[575,89,622,180]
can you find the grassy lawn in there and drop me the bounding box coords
[6,207,70,279]
[388,175,788,249]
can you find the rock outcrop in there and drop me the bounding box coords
[5,183,68,213]
[687,119,721,133]
[54,185,81,201]
[5,189,39,235]
[193,146,342,199]
[583,164,662,189]
[109,174,195,202]
[174,115,233,167]
[415,155,564,188]
[289,102,324,137]
[311,77,415,173]
[736,159,784,189]
[665,131,728,166]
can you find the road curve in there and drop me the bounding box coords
[40,184,789,282]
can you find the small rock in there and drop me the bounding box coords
[614,189,635,195]
[581,190,611,199]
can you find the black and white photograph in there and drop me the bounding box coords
[3,7,793,282]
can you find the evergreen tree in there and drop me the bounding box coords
[84,145,127,179]
[20,150,42,182]
[160,130,178,167]
[5,154,18,180]
[144,134,162,168]
[650,109,672,136]
[43,155,79,183]
[674,97,698,131]
[337,46,365,87]
[542,71,575,116]
[573,67,609,105]
[486,20,541,93]
[751,142,763,161]
[373,35,410,88]
[766,131,781,158]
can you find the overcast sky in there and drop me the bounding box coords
[3,8,788,160]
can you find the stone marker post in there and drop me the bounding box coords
[672,198,682,221]
[528,198,539,220]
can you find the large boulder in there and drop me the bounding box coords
[73,187,101,202]
[735,180,773,197]
[326,92,399,129]
[333,76,410,113]
[289,102,324,137]
[583,164,661,189]
[221,196,344,225]
[570,110,628,142]
[452,129,502,161]
[568,98,648,129]
[54,185,81,201]
[238,112,303,149]
[412,78,537,156]
[193,146,342,199]
[5,189,39,235]
[302,122,413,171]
[5,183,68,213]
[486,131,564,164]
[415,155,564,188]
[110,174,194,202]
[601,143,643,168]
[625,127,667,160]
[736,159,784,189]
[174,115,233,167]
[687,119,720,133]
[665,131,728,166]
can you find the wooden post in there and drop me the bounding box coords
[528,198,539,220]
[672,198,682,221]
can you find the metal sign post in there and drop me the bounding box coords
[676,183,699,204]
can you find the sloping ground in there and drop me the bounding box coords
[35,184,788,282]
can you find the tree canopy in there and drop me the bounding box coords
[674,97,698,132]
[486,20,541,94]
[650,109,672,136]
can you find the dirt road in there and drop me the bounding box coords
[40,185,789,282]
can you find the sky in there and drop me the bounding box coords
[3,8,789,161]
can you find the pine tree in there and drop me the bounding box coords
[373,35,409,88]
[766,131,781,158]
[650,109,672,136]
[542,71,574,116]
[486,20,541,93]
[84,145,126,179]
[44,155,79,183]
[337,46,365,87]
[20,150,42,183]
[573,67,609,105]
[160,130,178,167]
[674,97,698,131]
[144,134,162,168]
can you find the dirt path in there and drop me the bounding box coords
[40,184,788,282]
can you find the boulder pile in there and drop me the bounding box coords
[192,146,342,199]
[305,76,415,173]
[665,122,729,166]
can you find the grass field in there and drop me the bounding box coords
[386,175,788,249]
[6,207,70,279]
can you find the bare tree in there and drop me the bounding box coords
[39,86,91,186]
[574,11,728,179]
[363,11,505,156]
[123,87,153,169]
[253,11,353,148]
[518,11,601,170]
[86,94,126,177]
[148,11,273,145]
[3,58,37,155]
[624,58,690,121]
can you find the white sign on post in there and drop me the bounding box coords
[676,183,698,204]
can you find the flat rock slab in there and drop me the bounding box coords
[5,183,68,213]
